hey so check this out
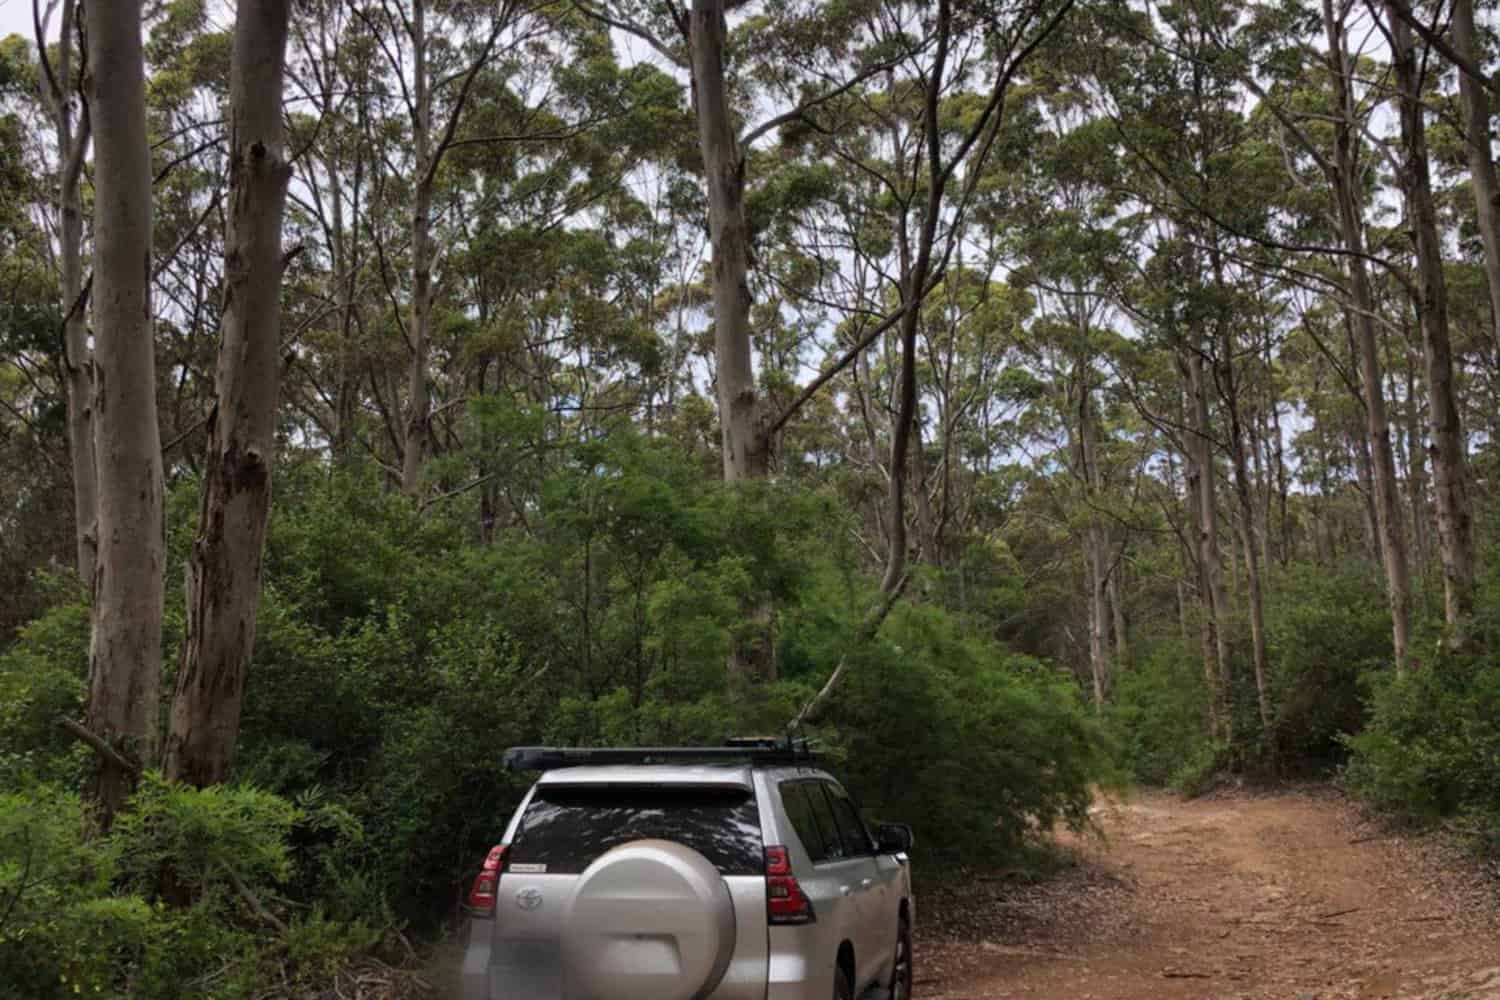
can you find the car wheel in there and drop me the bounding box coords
[834,964,854,1000]
[891,915,914,1000]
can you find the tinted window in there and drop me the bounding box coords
[510,785,764,875]
[804,782,848,861]
[823,783,874,856]
[779,781,829,862]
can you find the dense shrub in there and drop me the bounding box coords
[0,778,376,1000]
[1344,655,1500,847]
[831,604,1116,862]
[0,591,89,787]
[1266,565,1390,764]
[1106,641,1212,786]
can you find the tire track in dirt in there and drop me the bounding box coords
[918,788,1500,999]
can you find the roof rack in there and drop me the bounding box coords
[504,737,820,773]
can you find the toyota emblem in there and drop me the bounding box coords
[515,887,543,911]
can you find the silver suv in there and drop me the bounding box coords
[459,740,915,1000]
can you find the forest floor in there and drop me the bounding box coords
[918,786,1500,1000]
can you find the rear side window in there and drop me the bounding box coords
[803,782,848,861]
[779,781,831,862]
[509,784,764,875]
[823,783,875,856]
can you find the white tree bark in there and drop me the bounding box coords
[1078,373,1111,708]
[165,0,292,787]
[37,0,96,585]
[83,0,162,824]
[690,0,767,483]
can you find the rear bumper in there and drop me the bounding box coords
[766,950,833,1000]
[459,918,492,1000]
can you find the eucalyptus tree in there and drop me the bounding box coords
[1089,0,1255,729]
[1003,73,1135,705]
[1383,2,1475,634]
[1386,0,1500,360]
[1156,0,1417,671]
[82,0,161,825]
[284,0,379,462]
[32,0,93,585]
[353,0,541,495]
[166,0,293,787]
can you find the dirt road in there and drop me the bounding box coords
[919,788,1500,1000]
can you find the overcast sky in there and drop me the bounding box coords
[0,0,34,41]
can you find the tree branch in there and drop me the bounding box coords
[767,271,943,435]
[56,717,141,776]
[1385,0,1500,98]
[787,573,910,732]
[570,0,686,68]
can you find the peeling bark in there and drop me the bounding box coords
[165,0,292,786]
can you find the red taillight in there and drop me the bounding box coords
[467,844,507,915]
[765,846,814,924]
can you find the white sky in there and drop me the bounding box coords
[0,0,36,42]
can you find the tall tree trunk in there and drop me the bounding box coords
[1186,361,1230,738]
[1183,424,1223,743]
[690,3,775,680]
[84,0,162,825]
[912,422,940,567]
[1452,0,1500,359]
[165,0,292,787]
[1405,352,1427,573]
[401,0,432,494]
[690,0,765,482]
[1390,6,1475,633]
[42,0,97,585]
[1215,256,1273,734]
[1324,0,1412,671]
[328,145,360,463]
[1269,390,1291,566]
[1188,351,1231,699]
[1251,393,1272,575]
[1232,498,1272,733]
[1079,376,1110,707]
[1109,558,1128,665]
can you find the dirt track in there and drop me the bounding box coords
[919,788,1500,1000]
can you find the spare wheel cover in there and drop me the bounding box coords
[561,839,736,1000]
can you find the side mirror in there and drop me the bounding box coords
[876,823,914,854]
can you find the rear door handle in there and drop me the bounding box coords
[839,885,852,897]
[860,878,874,889]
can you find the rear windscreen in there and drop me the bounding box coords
[509,785,764,875]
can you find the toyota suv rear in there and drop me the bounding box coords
[460,739,915,1000]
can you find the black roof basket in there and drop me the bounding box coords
[504,736,820,773]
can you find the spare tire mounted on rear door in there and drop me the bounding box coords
[561,839,736,1000]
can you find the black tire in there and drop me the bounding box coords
[834,965,854,1000]
[891,915,914,1000]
